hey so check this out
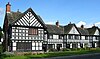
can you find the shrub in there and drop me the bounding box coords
[0,44,3,54]
[48,48,57,52]
[70,48,77,51]
[2,52,15,58]
[24,52,32,56]
[61,48,71,51]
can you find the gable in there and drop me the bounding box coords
[12,8,45,28]
[94,29,99,35]
[69,26,79,34]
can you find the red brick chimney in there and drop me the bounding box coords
[6,2,11,13]
[56,20,59,27]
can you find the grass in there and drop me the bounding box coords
[1,48,100,59]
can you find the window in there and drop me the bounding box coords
[96,36,99,40]
[19,30,21,32]
[82,36,85,39]
[85,36,88,40]
[49,35,53,39]
[90,36,93,40]
[75,35,79,39]
[12,33,14,35]
[19,37,21,39]
[26,34,28,36]
[16,37,18,39]
[28,28,38,35]
[12,37,14,39]
[16,33,18,36]
[59,35,63,39]
[68,35,72,39]
[36,43,38,50]
[16,30,18,32]
[32,43,35,50]
[53,35,58,39]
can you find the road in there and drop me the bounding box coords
[34,53,100,59]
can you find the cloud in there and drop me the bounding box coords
[45,21,55,25]
[76,21,100,28]
[0,7,4,18]
[95,22,100,27]
[76,21,86,27]
[45,21,100,28]
[45,21,66,25]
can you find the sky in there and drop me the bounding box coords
[0,0,100,28]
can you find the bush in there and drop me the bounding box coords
[48,48,57,52]
[70,48,77,51]
[61,48,71,51]
[0,44,3,54]
[24,52,32,56]
[3,52,15,57]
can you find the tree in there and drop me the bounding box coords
[0,44,3,54]
[0,27,3,54]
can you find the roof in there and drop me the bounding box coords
[78,28,89,35]
[4,8,100,35]
[7,11,23,24]
[46,24,64,34]
[87,26,99,35]
[64,24,79,34]
[5,8,47,28]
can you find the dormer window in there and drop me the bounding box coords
[28,28,38,35]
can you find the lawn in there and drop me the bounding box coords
[1,48,100,59]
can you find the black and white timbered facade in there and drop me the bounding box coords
[3,2,100,52]
[3,3,47,52]
[11,9,47,51]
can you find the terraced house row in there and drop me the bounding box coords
[1,2,100,52]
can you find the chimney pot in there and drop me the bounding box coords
[6,2,11,13]
[81,25,84,29]
[56,20,59,27]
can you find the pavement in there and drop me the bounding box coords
[33,53,100,59]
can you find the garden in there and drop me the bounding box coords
[1,48,100,59]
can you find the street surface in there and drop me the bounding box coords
[34,53,100,59]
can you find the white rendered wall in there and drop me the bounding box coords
[13,42,16,51]
[53,35,58,39]
[70,43,72,48]
[94,29,99,35]
[69,26,79,34]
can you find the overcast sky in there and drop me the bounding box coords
[0,0,100,28]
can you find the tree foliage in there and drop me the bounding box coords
[0,44,3,54]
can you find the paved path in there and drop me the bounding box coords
[33,53,100,59]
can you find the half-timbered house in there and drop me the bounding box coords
[46,21,64,50]
[3,2,47,52]
[87,26,100,48]
[63,23,80,48]
[78,25,90,48]
[2,2,100,52]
